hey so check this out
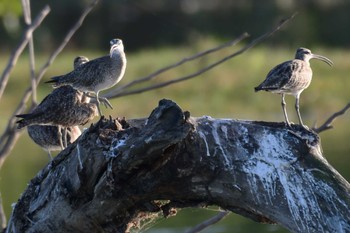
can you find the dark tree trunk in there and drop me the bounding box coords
[6,99,350,233]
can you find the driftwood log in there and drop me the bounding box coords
[6,99,350,233]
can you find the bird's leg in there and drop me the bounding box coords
[95,92,102,116]
[76,143,83,170]
[84,93,113,109]
[83,92,94,100]
[57,126,64,150]
[281,94,291,127]
[63,127,68,148]
[47,151,53,160]
[295,95,308,129]
[100,97,113,109]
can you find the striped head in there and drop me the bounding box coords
[110,38,124,55]
[295,47,333,66]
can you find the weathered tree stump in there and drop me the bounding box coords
[6,99,350,233]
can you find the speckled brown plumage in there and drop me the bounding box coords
[27,125,81,158]
[46,39,127,116]
[255,47,333,128]
[16,85,97,129]
[23,56,91,155]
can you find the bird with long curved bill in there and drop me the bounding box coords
[255,47,333,129]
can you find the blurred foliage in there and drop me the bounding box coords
[1,0,350,50]
[0,0,21,37]
[0,0,21,16]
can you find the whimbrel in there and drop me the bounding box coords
[46,38,127,116]
[73,56,113,108]
[16,85,98,149]
[27,125,81,159]
[25,56,89,157]
[255,47,333,128]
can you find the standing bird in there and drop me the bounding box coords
[25,56,90,158]
[73,56,113,109]
[254,47,333,128]
[46,38,127,116]
[27,125,81,159]
[16,86,98,149]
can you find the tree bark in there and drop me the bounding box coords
[6,99,350,233]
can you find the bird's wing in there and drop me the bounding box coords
[258,60,297,90]
[69,56,111,83]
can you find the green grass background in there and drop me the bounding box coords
[0,37,349,232]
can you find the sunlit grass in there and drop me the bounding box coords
[0,37,349,232]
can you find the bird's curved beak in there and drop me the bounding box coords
[312,54,333,66]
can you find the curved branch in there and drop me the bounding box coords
[7,99,350,233]
[186,211,230,233]
[313,102,350,133]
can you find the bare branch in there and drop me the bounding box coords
[0,5,50,101]
[186,211,230,233]
[104,34,246,98]
[106,32,250,96]
[104,13,297,99]
[22,0,37,104]
[0,0,101,167]
[7,100,350,232]
[0,2,36,229]
[35,0,100,84]
[0,90,30,167]
[313,102,350,133]
[0,192,6,231]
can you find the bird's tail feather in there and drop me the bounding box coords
[45,76,64,87]
[254,86,262,92]
[16,117,29,129]
[15,113,39,129]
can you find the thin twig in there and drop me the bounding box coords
[0,89,30,167]
[0,5,50,101]
[0,192,6,230]
[0,0,100,167]
[0,2,36,228]
[35,0,100,84]
[186,211,230,233]
[104,13,296,99]
[21,0,37,104]
[106,32,250,96]
[313,103,350,133]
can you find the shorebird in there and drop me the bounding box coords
[24,56,89,158]
[16,85,98,149]
[255,47,333,128]
[27,125,81,159]
[73,56,113,109]
[46,38,127,116]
